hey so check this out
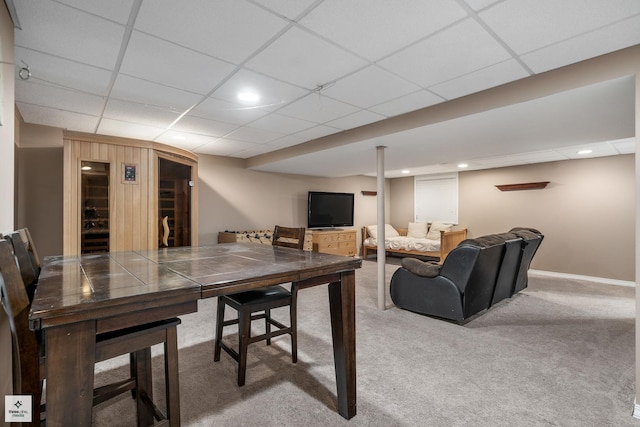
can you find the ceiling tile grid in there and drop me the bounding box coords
[9,0,639,177]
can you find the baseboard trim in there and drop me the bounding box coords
[632,399,640,419]
[529,269,635,287]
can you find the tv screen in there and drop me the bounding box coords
[307,191,354,229]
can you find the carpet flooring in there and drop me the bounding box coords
[92,259,636,426]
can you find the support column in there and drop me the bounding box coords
[376,146,386,310]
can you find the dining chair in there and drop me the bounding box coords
[214,225,306,386]
[0,238,182,426]
[5,228,41,302]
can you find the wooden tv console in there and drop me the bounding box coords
[311,229,357,257]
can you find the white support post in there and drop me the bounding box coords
[376,146,386,310]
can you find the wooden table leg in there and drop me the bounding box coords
[45,320,96,426]
[133,348,154,426]
[328,270,357,420]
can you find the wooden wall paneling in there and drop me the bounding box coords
[191,162,198,246]
[148,149,157,250]
[63,131,198,255]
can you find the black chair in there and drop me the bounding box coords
[0,238,182,425]
[214,225,306,386]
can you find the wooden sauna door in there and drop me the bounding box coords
[159,158,192,248]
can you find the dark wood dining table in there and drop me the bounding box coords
[29,243,362,426]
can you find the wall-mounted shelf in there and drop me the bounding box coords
[361,191,377,196]
[495,181,550,191]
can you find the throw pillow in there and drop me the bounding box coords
[401,257,441,277]
[367,224,400,239]
[407,222,428,239]
[426,221,452,240]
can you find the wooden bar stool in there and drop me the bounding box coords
[214,225,305,386]
[0,238,183,426]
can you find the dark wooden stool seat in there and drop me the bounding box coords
[214,285,295,386]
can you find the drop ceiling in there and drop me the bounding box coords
[9,0,640,177]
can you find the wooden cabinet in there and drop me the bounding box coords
[311,229,357,257]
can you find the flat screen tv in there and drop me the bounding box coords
[307,191,355,229]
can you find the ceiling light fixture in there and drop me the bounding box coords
[458,163,469,168]
[81,165,92,171]
[237,91,260,103]
[578,149,593,155]
[401,170,410,174]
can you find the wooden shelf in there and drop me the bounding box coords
[495,181,550,191]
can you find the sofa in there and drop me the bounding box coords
[361,222,467,262]
[389,227,543,321]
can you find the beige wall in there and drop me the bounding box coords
[1,4,14,421]
[197,154,383,247]
[388,155,635,281]
[459,156,634,280]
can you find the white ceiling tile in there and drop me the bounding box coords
[379,18,512,87]
[211,68,308,111]
[479,0,640,54]
[194,138,259,156]
[429,59,530,100]
[325,110,387,130]
[267,134,308,148]
[103,99,180,128]
[226,126,286,144]
[293,125,342,141]
[14,1,125,69]
[135,0,289,64]
[245,26,369,89]
[120,31,236,94]
[191,97,270,125]
[55,0,135,24]
[277,93,360,123]
[16,103,99,133]
[463,0,503,12]
[611,137,636,154]
[170,115,238,137]
[155,131,218,151]
[252,0,318,20]
[16,80,105,115]
[521,14,640,73]
[369,90,444,117]
[300,0,467,61]
[248,113,316,134]
[15,48,113,96]
[555,143,618,159]
[323,66,421,108]
[97,118,165,140]
[231,144,279,158]
[110,75,202,111]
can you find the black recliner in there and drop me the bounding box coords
[390,229,543,322]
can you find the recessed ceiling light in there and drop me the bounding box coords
[172,135,187,140]
[401,170,410,174]
[458,163,468,168]
[237,91,260,102]
[578,149,593,155]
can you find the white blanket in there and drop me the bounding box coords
[364,236,440,252]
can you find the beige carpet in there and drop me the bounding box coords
[91,259,636,426]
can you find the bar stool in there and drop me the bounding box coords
[214,225,305,386]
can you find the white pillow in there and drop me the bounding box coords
[407,222,428,239]
[426,221,452,240]
[385,224,400,237]
[367,224,399,239]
